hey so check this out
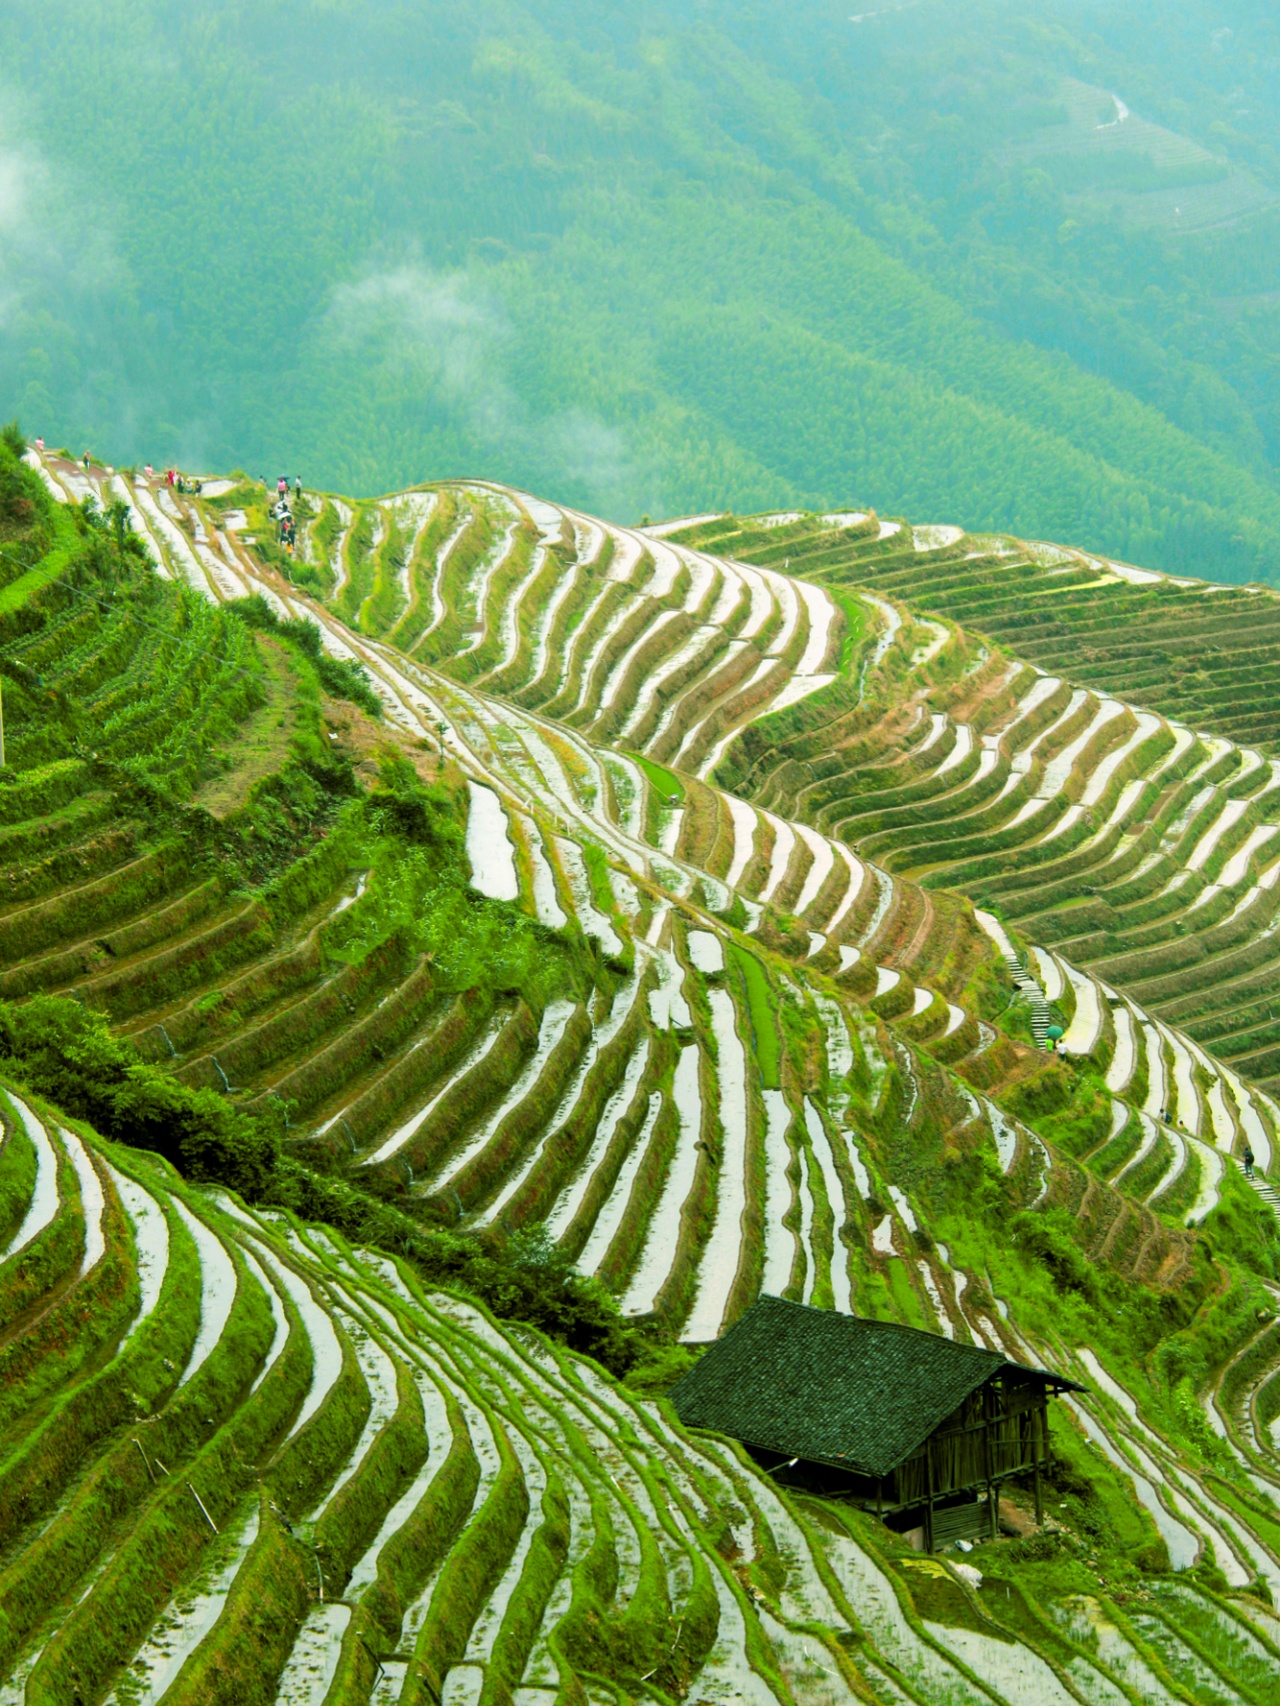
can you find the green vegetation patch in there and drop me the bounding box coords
[226,594,382,720]
[831,586,868,674]
[728,944,781,1090]
[629,751,684,804]
[0,533,76,615]
[330,753,589,1005]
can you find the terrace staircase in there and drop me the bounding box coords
[1243,1166,1280,1222]
[1000,948,1054,1048]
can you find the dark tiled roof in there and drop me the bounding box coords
[670,1295,1078,1477]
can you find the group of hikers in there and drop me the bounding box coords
[274,475,303,556]
[141,464,204,495]
[28,441,297,537]
[30,438,198,500]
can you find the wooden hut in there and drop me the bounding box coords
[671,1296,1083,1550]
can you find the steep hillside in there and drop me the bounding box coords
[4,436,1280,1700]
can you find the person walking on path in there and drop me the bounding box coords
[1244,1142,1256,1179]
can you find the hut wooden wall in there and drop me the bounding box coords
[891,1372,1049,1506]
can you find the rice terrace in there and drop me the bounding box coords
[7,422,1280,1706]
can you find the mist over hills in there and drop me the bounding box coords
[3,1,1280,579]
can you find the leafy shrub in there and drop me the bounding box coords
[367,750,460,848]
[1002,1059,1073,1121]
[77,492,154,572]
[451,1225,646,1372]
[0,995,277,1196]
[226,594,382,719]
[1010,1207,1100,1302]
[0,429,47,545]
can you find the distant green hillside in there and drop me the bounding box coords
[3,2,1280,580]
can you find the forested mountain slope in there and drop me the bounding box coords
[4,432,1280,1699]
[3,2,1280,580]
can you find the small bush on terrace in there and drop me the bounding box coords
[0,425,51,560]
[329,751,588,1010]
[1010,1207,1101,1303]
[227,594,383,720]
[366,748,460,848]
[0,995,278,1196]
